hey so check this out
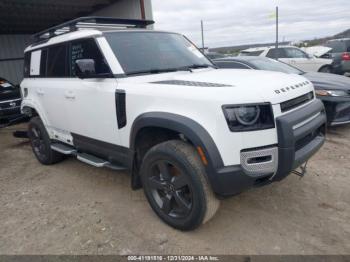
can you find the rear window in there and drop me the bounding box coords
[240,51,263,56]
[325,41,347,53]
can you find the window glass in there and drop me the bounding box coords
[266,48,286,58]
[70,39,110,77]
[215,61,250,69]
[23,52,31,77]
[47,45,68,77]
[40,49,48,76]
[240,51,263,56]
[284,48,308,58]
[325,41,346,53]
[105,32,213,75]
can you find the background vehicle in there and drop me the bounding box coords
[214,56,350,126]
[0,77,25,127]
[205,52,226,59]
[21,17,326,231]
[239,46,333,73]
[323,38,350,75]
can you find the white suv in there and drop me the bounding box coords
[21,17,326,230]
[240,46,333,73]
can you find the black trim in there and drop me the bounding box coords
[115,89,127,129]
[71,133,133,169]
[0,57,24,62]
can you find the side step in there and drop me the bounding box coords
[51,143,77,155]
[51,143,126,171]
[77,153,126,170]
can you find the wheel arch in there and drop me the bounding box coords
[129,112,224,190]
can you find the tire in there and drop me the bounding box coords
[140,140,220,231]
[28,117,64,165]
[318,65,332,73]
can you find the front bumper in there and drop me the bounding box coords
[0,98,25,125]
[210,99,326,196]
[319,96,350,126]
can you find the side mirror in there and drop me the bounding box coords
[75,59,96,79]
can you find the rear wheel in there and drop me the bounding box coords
[140,140,220,231]
[28,117,64,165]
[319,65,332,73]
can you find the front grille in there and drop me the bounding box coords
[0,98,21,110]
[280,92,314,113]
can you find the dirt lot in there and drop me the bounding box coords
[0,123,349,255]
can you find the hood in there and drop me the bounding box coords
[304,72,350,91]
[0,80,20,101]
[161,69,314,104]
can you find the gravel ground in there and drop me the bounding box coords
[0,123,349,255]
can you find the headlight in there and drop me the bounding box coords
[223,103,275,132]
[315,90,349,97]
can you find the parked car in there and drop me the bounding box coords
[21,17,326,230]
[214,56,350,126]
[0,77,24,127]
[239,46,333,73]
[323,38,350,75]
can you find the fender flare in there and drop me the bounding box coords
[130,112,225,186]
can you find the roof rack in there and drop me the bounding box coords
[31,16,155,44]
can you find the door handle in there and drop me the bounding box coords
[36,88,44,96]
[64,90,75,99]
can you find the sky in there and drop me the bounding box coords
[151,0,350,48]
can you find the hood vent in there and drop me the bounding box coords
[152,80,233,87]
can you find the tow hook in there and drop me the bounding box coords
[292,161,308,179]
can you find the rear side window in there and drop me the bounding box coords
[47,44,68,77]
[215,61,251,69]
[40,49,48,76]
[70,38,110,77]
[24,52,31,77]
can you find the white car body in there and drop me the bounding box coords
[240,46,333,72]
[21,25,326,201]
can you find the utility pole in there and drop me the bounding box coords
[275,6,279,60]
[201,20,205,52]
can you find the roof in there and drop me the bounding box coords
[0,0,121,34]
[25,28,176,52]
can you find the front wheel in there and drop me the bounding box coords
[140,140,220,231]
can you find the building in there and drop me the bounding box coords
[0,0,153,84]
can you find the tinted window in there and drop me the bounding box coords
[47,45,68,77]
[266,48,286,58]
[215,61,251,69]
[240,51,263,56]
[70,39,110,77]
[40,49,48,76]
[105,32,213,75]
[284,48,308,58]
[326,41,345,53]
[23,52,31,77]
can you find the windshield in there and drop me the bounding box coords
[105,32,214,75]
[250,58,304,75]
